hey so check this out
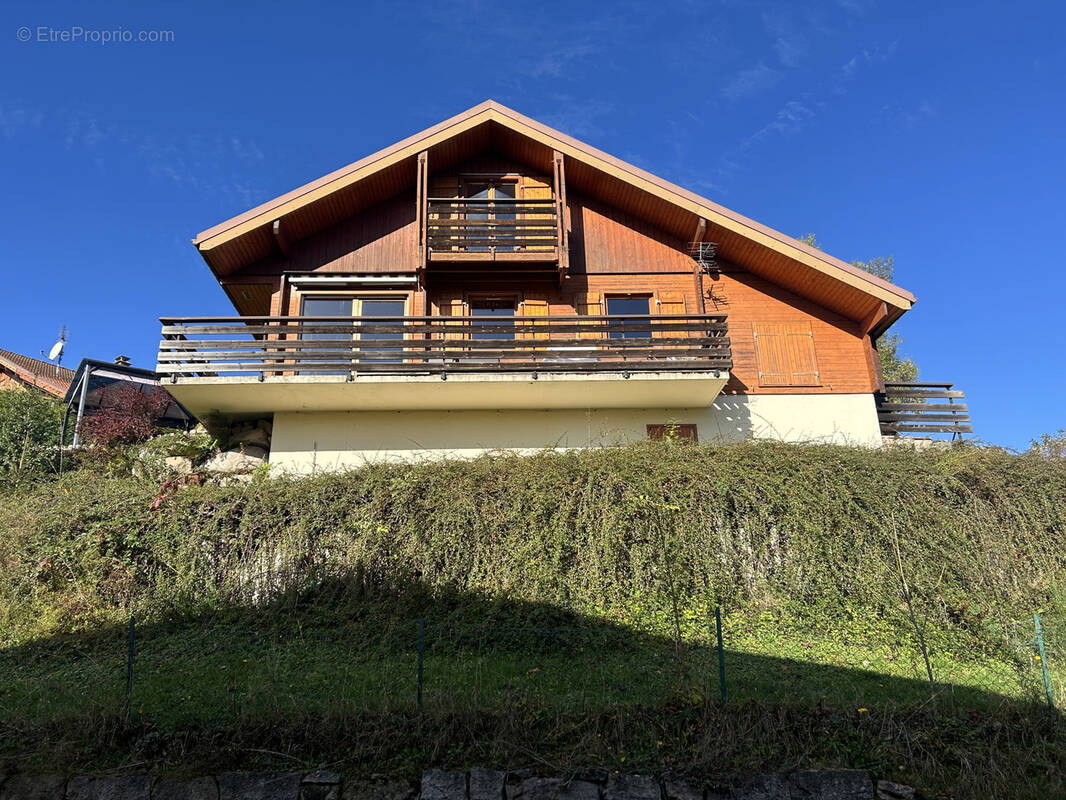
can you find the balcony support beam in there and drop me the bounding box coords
[415,150,429,273]
[691,217,708,314]
[553,150,569,284]
[272,219,291,257]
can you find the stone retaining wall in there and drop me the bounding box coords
[0,770,917,800]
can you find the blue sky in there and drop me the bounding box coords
[1,0,1063,448]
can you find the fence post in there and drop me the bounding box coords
[715,606,726,704]
[417,617,425,710]
[124,616,135,721]
[1034,613,1054,709]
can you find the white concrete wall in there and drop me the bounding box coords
[268,393,882,474]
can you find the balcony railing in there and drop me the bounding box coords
[157,314,731,379]
[876,381,972,438]
[426,198,558,256]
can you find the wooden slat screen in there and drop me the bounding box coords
[440,296,467,341]
[521,177,554,252]
[753,322,821,387]
[574,292,605,339]
[518,298,550,340]
[656,291,687,338]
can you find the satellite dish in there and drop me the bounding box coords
[48,340,65,361]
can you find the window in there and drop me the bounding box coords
[752,321,821,387]
[300,296,407,371]
[359,298,406,363]
[470,299,516,340]
[647,423,698,442]
[463,179,516,252]
[606,296,652,339]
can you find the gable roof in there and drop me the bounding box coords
[0,349,75,398]
[193,100,915,329]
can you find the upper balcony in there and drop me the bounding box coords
[157,313,731,418]
[425,198,562,266]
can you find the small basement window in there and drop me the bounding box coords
[647,423,698,442]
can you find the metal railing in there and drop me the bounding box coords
[426,198,558,254]
[157,314,731,379]
[876,381,972,438]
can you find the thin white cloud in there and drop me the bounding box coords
[837,0,876,14]
[0,103,44,137]
[762,9,808,68]
[538,96,617,140]
[4,102,269,208]
[721,61,780,100]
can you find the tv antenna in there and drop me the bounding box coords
[43,325,67,369]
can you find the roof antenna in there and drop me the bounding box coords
[42,325,67,378]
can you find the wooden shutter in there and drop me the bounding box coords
[519,297,550,341]
[429,177,460,251]
[647,423,698,442]
[574,291,604,339]
[753,322,821,387]
[655,291,686,338]
[520,176,553,252]
[438,295,468,342]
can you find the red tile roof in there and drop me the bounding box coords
[0,349,75,398]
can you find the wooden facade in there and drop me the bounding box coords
[191,102,915,404]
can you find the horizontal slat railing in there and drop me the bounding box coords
[876,381,972,437]
[427,198,557,254]
[158,314,732,379]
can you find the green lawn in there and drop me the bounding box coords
[3,602,1058,731]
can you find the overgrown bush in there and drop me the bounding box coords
[2,441,1065,645]
[1030,429,1066,459]
[77,383,171,450]
[0,388,62,490]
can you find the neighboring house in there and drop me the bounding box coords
[0,349,74,398]
[63,357,195,445]
[159,100,963,473]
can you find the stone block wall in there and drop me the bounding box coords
[0,770,916,800]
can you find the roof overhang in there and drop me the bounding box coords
[193,100,915,327]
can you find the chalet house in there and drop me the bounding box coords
[160,101,951,474]
[0,349,74,398]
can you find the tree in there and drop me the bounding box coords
[0,388,63,489]
[796,234,920,382]
[79,383,171,450]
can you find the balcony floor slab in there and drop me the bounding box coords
[164,370,729,418]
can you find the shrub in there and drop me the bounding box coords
[78,383,171,449]
[2,441,1064,643]
[0,388,63,490]
[1029,430,1066,459]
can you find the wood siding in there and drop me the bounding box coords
[568,192,693,274]
[214,154,877,398]
[704,271,876,395]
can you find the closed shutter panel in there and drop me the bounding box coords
[655,291,686,339]
[519,298,550,341]
[574,292,604,339]
[520,176,554,252]
[785,323,820,386]
[753,322,820,387]
[430,178,460,251]
[438,295,468,343]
